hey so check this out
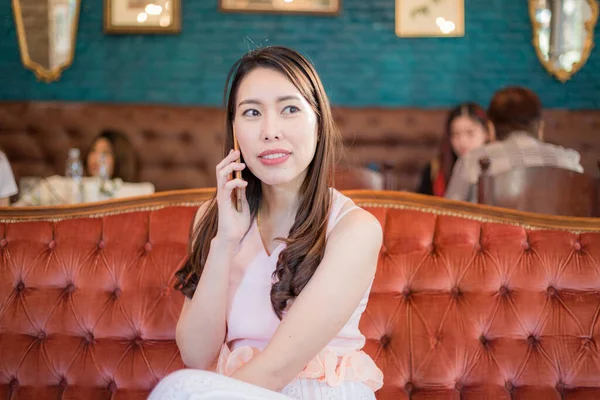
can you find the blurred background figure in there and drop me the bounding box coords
[445,86,584,202]
[418,102,489,197]
[84,129,138,182]
[0,149,17,206]
[13,130,153,207]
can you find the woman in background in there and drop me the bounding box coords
[0,150,17,206]
[12,130,148,207]
[418,102,489,196]
[84,129,138,182]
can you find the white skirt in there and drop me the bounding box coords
[148,369,376,400]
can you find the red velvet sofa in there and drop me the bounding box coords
[1,190,599,399]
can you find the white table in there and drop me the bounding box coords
[14,175,156,206]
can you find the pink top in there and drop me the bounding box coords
[217,189,383,391]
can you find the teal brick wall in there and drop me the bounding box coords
[0,0,598,108]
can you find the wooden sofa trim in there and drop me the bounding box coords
[1,189,599,232]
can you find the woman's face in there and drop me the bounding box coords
[87,138,115,178]
[233,67,318,188]
[449,116,488,157]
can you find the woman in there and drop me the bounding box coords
[84,129,138,182]
[149,47,384,399]
[0,150,17,206]
[418,102,489,196]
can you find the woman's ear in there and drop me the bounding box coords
[486,121,496,142]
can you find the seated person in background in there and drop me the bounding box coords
[85,129,138,182]
[14,130,153,206]
[418,102,489,196]
[445,86,583,202]
[0,150,18,206]
[78,129,155,200]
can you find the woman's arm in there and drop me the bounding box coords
[175,202,236,369]
[0,151,18,205]
[176,149,249,369]
[231,206,383,390]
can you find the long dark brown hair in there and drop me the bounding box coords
[174,46,342,319]
[433,102,487,196]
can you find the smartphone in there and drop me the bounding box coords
[232,129,243,212]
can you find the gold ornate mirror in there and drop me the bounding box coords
[530,0,598,82]
[12,0,81,82]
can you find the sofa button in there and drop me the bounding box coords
[574,242,582,251]
[113,288,122,298]
[547,286,557,296]
[451,287,461,298]
[98,240,105,249]
[556,382,565,392]
[427,244,435,253]
[10,378,18,390]
[499,286,509,296]
[474,243,482,252]
[65,283,75,294]
[405,382,414,393]
[527,335,538,346]
[402,287,411,298]
[58,378,67,389]
[0,238,7,248]
[134,337,143,347]
[479,335,488,346]
[16,282,25,292]
[522,242,530,250]
[85,332,94,344]
[108,381,117,392]
[505,381,514,391]
[380,335,391,348]
[144,242,153,252]
[48,240,56,250]
[37,331,47,341]
[455,381,464,391]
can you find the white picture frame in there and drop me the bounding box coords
[219,0,340,15]
[104,0,181,34]
[396,0,465,37]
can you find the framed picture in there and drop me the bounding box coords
[104,0,181,34]
[219,0,340,15]
[396,0,464,37]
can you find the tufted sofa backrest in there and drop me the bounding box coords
[1,101,599,193]
[0,190,599,399]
